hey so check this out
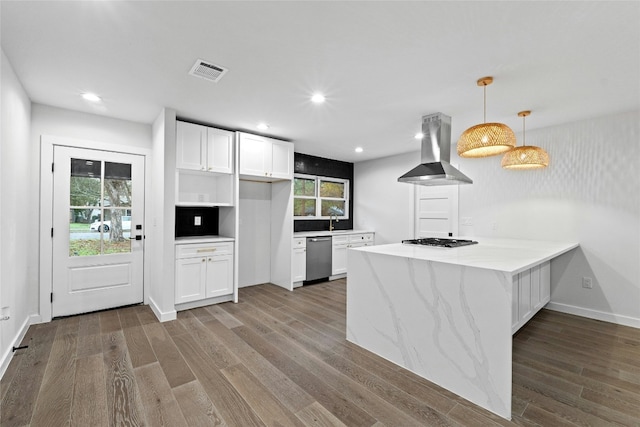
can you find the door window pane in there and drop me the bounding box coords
[69,208,101,257]
[70,158,101,207]
[103,209,131,255]
[104,162,132,207]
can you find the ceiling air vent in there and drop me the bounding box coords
[189,59,228,83]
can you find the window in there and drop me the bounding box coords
[294,174,349,219]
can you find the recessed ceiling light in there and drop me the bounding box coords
[257,123,270,130]
[355,147,363,153]
[414,132,424,140]
[311,93,326,103]
[81,92,101,102]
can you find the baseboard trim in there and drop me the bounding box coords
[148,296,177,323]
[0,314,39,380]
[546,302,640,329]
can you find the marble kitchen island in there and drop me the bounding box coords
[346,238,578,420]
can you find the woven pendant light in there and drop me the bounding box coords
[457,77,516,158]
[501,111,550,169]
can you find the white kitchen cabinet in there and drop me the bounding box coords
[332,235,349,276]
[176,121,233,174]
[292,238,306,284]
[331,232,375,276]
[175,241,234,305]
[512,261,550,334]
[238,132,293,181]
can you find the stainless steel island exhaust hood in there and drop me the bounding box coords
[398,113,473,186]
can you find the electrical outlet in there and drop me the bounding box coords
[461,217,473,226]
[582,277,593,289]
[491,221,497,231]
[194,216,201,226]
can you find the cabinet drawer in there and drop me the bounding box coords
[349,233,373,243]
[176,242,234,259]
[293,237,306,248]
[332,235,349,245]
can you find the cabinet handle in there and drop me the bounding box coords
[208,167,212,170]
[197,248,216,253]
[202,259,206,262]
[208,258,212,262]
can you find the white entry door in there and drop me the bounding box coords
[414,185,459,238]
[52,146,144,317]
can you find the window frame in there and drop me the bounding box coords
[293,173,350,220]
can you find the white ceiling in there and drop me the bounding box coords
[2,1,639,162]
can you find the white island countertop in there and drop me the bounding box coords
[353,237,578,275]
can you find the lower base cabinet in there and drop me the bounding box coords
[292,238,307,283]
[175,241,234,304]
[512,261,550,334]
[332,233,375,276]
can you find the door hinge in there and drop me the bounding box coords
[50,293,53,303]
[51,228,54,238]
[52,162,54,172]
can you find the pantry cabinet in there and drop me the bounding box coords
[175,241,234,304]
[176,121,233,174]
[238,132,293,181]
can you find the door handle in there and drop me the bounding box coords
[129,235,142,240]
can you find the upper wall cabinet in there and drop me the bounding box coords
[238,132,293,181]
[177,121,233,174]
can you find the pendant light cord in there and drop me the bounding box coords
[522,114,526,147]
[483,84,487,123]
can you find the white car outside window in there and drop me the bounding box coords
[90,216,131,232]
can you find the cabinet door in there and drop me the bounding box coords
[175,257,207,304]
[518,270,533,322]
[176,122,206,171]
[332,244,348,275]
[206,254,233,298]
[206,128,233,174]
[239,133,271,177]
[511,276,519,332]
[293,247,306,282]
[271,140,293,180]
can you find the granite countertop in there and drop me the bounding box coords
[293,229,375,238]
[175,235,235,244]
[352,237,578,274]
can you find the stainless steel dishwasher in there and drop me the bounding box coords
[306,236,332,282]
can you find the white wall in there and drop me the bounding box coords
[354,111,640,327]
[458,110,640,326]
[31,104,151,149]
[354,151,416,244]
[1,50,34,376]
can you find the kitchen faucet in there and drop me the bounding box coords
[329,214,339,231]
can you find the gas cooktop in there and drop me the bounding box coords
[401,238,478,248]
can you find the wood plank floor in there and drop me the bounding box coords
[2,279,639,426]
